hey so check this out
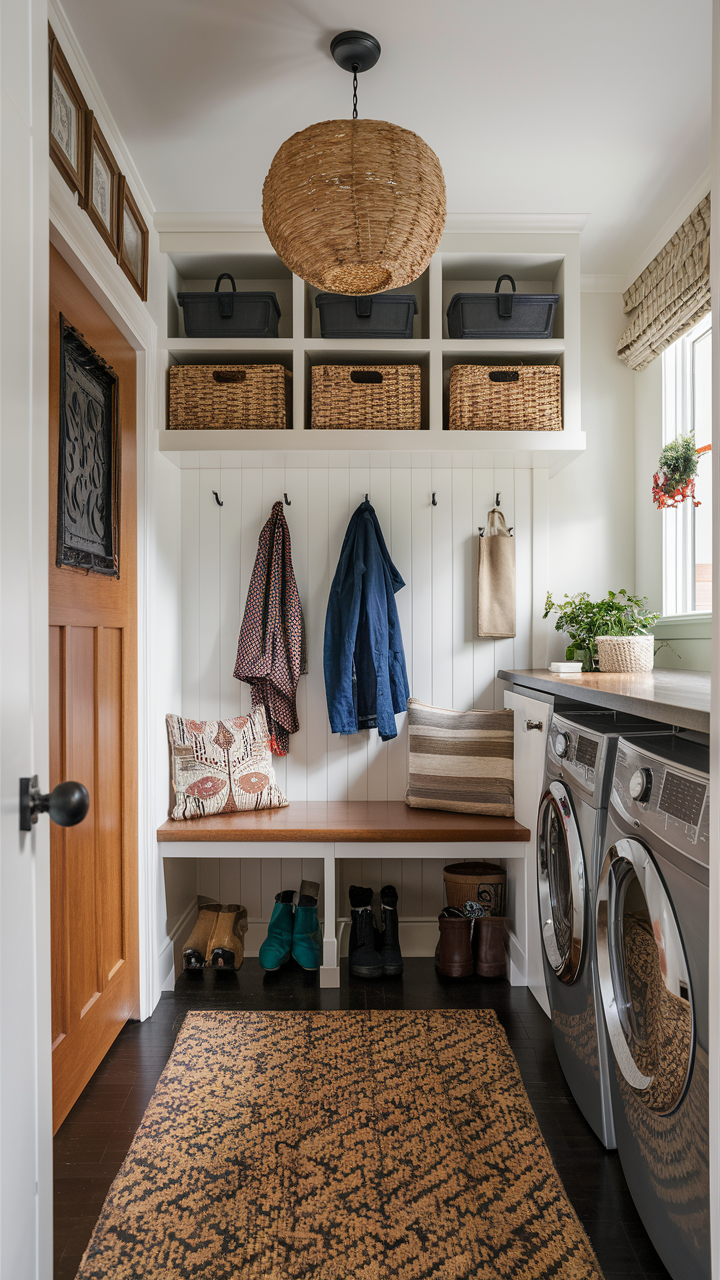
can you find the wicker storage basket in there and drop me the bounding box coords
[449,364,561,431]
[443,861,506,916]
[596,635,655,673]
[168,364,291,430]
[311,364,421,430]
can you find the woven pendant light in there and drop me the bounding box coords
[262,32,446,294]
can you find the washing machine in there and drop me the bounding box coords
[596,733,709,1280]
[537,711,673,1149]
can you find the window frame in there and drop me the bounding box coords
[661,310,712,618]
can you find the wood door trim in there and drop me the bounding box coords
[49,246,140,1132]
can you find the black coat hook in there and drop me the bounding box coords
[495,492,501,507]
[284,493,291,506]
[432,492,437,506]
[212,490,223,507]
[365,493,369,502]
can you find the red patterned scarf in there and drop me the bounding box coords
[234,502,305,756]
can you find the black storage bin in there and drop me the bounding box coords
[315,292,418,339]
[178,274,281,338]
[447,275,558,340]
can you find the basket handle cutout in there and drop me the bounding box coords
[212,369,246,384]
[489,369,519,383]
[350,369,383,384]
[214,274,237,292]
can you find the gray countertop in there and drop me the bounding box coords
[498,667,711,734]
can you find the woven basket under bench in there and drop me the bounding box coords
[449,364,561,431]
[168,364,292,430]
[311,364,422,430]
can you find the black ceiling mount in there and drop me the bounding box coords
[330,30,381,74]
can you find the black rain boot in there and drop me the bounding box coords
[348,885,383,978]
[379,884,403,977]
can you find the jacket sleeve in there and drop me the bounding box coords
[323,511,365,735]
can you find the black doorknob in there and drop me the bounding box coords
[19,776,90,832]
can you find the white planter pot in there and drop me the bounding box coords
[595,634,654,673]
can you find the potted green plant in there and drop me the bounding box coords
[543,590,660,672]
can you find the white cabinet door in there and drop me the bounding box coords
[504,689,551,1017]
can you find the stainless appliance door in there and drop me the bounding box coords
[596,837,694,1114]
[537,780,585,983]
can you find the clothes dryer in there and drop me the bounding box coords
[537,712,673,1148]
[596,734,709,1280]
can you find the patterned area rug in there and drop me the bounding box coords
[76,1010,605,1279]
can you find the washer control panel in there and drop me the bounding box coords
[612,738,709,865]
[547,714,607,804]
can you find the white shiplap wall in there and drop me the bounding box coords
[179,459,536,926]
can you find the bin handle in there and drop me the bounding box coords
[495,274,515,320]
[489,369,519,383]
[212,369,246,384]
[350,369,383,384]
[215,274,237,292]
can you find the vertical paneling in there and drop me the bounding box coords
[66,627,98,1012]
[388,467,412,800]
[181,459,539,930]
[180,470,201,720]
[493,466,515,707]
[306,468,330,801]
[431,467,453,708]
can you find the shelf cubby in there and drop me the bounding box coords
[156,225,584,473]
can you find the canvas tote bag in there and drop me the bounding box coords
[477,507,516,638]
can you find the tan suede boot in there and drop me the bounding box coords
[182,902,221,970]
[208,904,249,970]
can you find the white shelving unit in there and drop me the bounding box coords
[159,226,584,475]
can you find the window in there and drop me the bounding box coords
[661,311,712,615]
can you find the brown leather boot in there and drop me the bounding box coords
[208,904,249,970]
[475,916,510,978]
[182,902,221,970]
[435,909,473,978]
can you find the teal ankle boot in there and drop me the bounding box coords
[291,879,322,971]
[259,890,295,971]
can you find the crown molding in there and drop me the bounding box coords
[581,274,627,294]
[49,0,156,222]
[443,212,589,234]
[154,212,264,234]
[154,210,590,237]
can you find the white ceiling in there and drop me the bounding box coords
[60,0,712,274]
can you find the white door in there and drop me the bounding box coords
[1,0,53,1275]
[504,689,552,1016]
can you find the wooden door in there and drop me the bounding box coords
[49,245,139,1132]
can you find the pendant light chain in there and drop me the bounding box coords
[352,63,359,119]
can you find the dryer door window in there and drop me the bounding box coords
[596,838,693,1114]
[537,781,585,983]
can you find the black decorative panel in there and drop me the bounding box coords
[57,316,119,576]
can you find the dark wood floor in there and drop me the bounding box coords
[54,959,672,1280]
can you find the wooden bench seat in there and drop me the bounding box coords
[157,801,530,844]
[157,801,531,988]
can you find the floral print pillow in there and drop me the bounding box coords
[166,707,288,820]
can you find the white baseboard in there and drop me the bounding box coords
[159,898,199,991]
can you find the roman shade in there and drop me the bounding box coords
[617,194,710,372]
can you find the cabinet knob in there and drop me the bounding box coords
[19,776,90,832]
[525,719,544,732]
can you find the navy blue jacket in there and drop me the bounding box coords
[324,501,410,741]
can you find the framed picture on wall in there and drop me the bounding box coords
[117,177,148,301]
[49,29,87,201]
[84,112,121,257]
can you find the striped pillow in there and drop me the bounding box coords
[405,698,514,816]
